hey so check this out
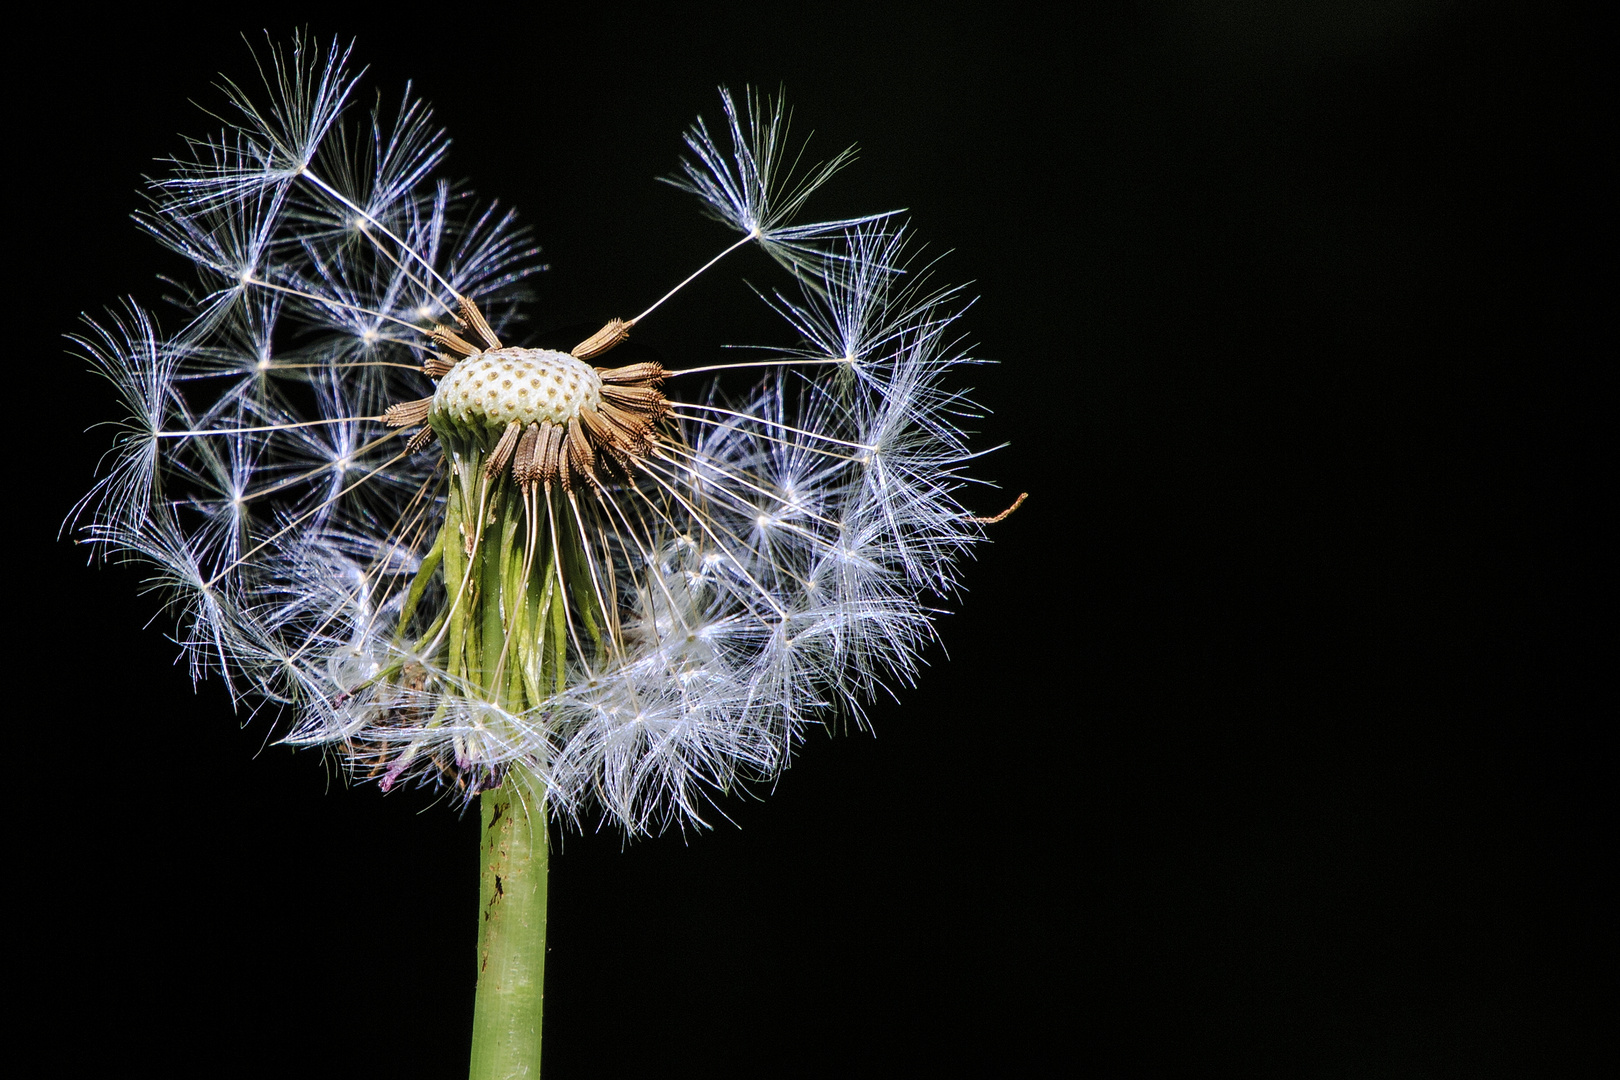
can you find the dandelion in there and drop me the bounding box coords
[74,33,1013,1076]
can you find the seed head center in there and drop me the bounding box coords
[433,348,603,430]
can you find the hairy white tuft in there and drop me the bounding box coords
[77,39,993,835]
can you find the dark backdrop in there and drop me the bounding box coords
[21,4,1604,1077]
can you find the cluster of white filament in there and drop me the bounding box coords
[76,35,991,833]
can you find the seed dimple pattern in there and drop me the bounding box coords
[433,348,603,429]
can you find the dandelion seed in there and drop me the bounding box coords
[75,32,1010,1077]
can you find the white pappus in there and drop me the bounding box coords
[75,34,1003,835]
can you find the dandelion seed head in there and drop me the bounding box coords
[76,35,999,835]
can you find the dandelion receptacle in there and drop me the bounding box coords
[75,33,1007,1077]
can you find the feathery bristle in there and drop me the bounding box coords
[76,39,992,835]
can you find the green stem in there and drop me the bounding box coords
[469,770,549,1079]
[408,426,613,1079]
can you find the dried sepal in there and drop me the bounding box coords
[405,426,438,454]
[431,324,480,357]
[512,422,542,488]
[383,397,433,427]
[571,318,631,360]
[484,420,523,479]
[459,296,503,350]
[597,361,665,386]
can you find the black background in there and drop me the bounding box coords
[20,3,1605,1077]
